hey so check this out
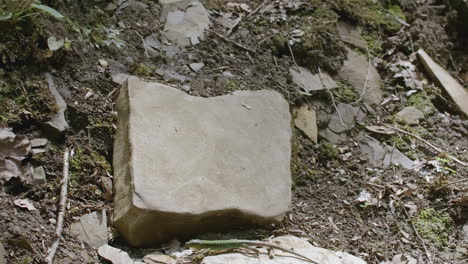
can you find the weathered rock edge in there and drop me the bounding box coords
[113,77,292,246]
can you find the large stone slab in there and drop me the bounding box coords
[418,49,468,117]
[114,77,292,246]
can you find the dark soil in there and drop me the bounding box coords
[1,0,467,263]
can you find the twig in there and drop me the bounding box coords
[287,40,300,72]
[208,29,256,53]
[45,148,70,264]
[384,125,467,167]
[353,36,381,104]
[226,14,243,36]
[436,178,468,190]
[394,196,434,264]
[318,67,345,127]
[134,30,149,58]
[247,0,269,18]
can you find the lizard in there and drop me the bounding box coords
[185,239,321,264]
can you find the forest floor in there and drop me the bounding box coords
[0,0,467,263]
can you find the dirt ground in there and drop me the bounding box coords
[0,0,467,263]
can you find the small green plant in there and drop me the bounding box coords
[0,0,63,24]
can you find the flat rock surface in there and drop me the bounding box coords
[338,48,383,105]
[396,106,424,125]
[417,49,468,117]
[201,235,367,264]
[337,21,367,50]
[161,1,210,46]
[358,135,413,169]
[289,66,338,93]
[114,77,292,246]
[69,210,107,248]
[293,105,318,143]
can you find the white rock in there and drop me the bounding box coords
[113,77,292,246]
[189,62,205,72]
[98,244,145,264]
[201,235,367,264]
[161,1,210,46]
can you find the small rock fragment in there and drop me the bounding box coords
[32,166,46,186]
[98,244,145,264]
[189,62,204,72]
[13,199,36,211]
[293,105,318,143]
[395,106,424,125]
[31,149,45,155]
[358,135,413,169]
[42,73,69,136]
[143,252,176,264]
[290,66,338,93]
[112,73,131,85]
[30,138,48,148]
[163,71,187,82]
[0,126,32,185]
[69,210,107,248]
[337,21,367,50]
[339,48,383,105]
[327,103,365,134]
[161,1,210,46]
[101,176,113,199]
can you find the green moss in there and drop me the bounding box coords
[69,147,111,186]
[333,84,359,101]
[0,73,58,124]
[320,142,338,159]
[19,256,33,264]
[406,91,436,115]
[130,63,152,77]
[412,208,453,246]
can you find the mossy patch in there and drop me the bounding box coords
[411,208,453,246]
[129,63,152,77]
[319,141,338,159]
[0,71,58,125]
[406,91,436,115]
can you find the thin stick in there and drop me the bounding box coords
[226,14,243,36]
[45,148,70,264]
[384,125,467,167]
[247,0,269,18]
[318,67,345,127]
[436,178,468,190]
[287,40,300,72]
[208,30,256,53]
[354,36,381,104]
[134,30,149,58]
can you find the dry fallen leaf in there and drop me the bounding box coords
[0,126,32,185]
